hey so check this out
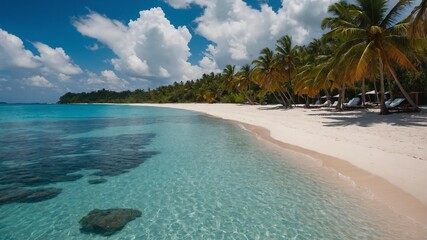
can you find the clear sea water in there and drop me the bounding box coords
[0,104,425,239]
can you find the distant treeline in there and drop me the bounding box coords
[58,72,270,104]
[58,68,426,105]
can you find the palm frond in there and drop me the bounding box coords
[381,41,417,71]
[381,0,413,28]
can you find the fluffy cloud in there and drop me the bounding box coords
[33,42,82,75]
[24,75,55,88]
[164,0,208,8]
[85,70,129,91]
[0,29,40,70]
[0,28,82,79]
[165,0,336,68]
[73,8,207,83]
[0,28,85,102]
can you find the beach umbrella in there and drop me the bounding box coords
[365,90,377,95]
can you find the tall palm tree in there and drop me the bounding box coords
[222,64,237,94]
[235,64,256,104]
[276,35,298,105]
[406,0,427,86]
[275,35,297,85]
[324,0,420,114]
[293,41,327,107]
[252,48,291,107]
[321,1,368,110]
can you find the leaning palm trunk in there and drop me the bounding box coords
[281,88,295,107]
[387,66,419,110]
[239,89,254,105]
[324,88,331,101]
[305,95,310,108]
[278,87,293,107]
[336,83,345,110]
[244,93,254,105]
[386,77,394,100]
[272,92,287,107]
[373,80,380,103]
[379,58,389,115]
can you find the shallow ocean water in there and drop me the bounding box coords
[0,104,424,239]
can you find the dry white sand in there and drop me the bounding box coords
[133,103,427,225]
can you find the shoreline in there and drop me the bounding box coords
[132,103,427,227]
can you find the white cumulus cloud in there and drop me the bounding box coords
[0,28,82,80]
[164,0,209,8]
[86,70,129,91]
[0,29,40,70]
[24,75,55,88]
[73,8,208,83]
[33,42,82,75]
[164,0,337,68]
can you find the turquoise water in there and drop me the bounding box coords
[0,104,423,239]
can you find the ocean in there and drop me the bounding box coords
[0,104,422,239]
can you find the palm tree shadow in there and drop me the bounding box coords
[257,105,292,111]
[310,109,427,127]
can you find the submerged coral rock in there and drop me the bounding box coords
[0,187,62,205]
[79,208,142,236]
[88,178,107,184]
[19,187,62,203]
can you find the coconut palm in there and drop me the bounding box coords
[235,64,257,104]
[324,0,420,114]
[321,1,367,109]
[222,64,237,94]
[252,48,291,107]
[276,35,299,105]
[275,35,297,85]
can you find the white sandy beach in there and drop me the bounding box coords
[135,103,427,225]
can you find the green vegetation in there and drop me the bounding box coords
[59,0,427,113]
[59,72,264,104]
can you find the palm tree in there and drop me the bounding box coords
[222,64,237,94]
[406,0,427,88]
[321,1,366,110]
[324,0,420,114]
[276,35,297,84]
[235,64,256,104]
[276,35,299,105]
[252,48,291,107]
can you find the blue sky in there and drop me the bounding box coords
[0,0,419,103]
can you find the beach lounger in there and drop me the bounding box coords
[343,97,361,108]
[386,98,405,109]
[385,98,418,112]
[308,99,332,108]
[384,99,393,108]
[321,100,332,107]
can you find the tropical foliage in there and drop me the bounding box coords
[59,0,427,114]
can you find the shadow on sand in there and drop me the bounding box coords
[256,105,293,111]
[307,108,427,127]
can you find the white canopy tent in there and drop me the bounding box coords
[358,90,390,95]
